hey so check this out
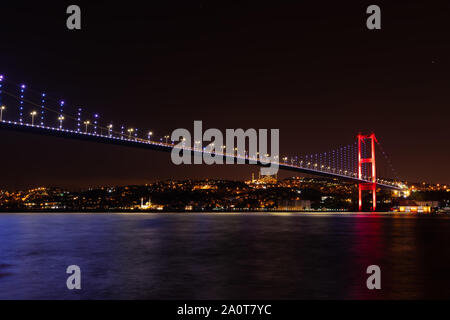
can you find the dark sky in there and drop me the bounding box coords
[0,1,449,189]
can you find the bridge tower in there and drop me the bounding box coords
[358,133,377,211]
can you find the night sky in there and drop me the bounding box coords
[0,1,449,189]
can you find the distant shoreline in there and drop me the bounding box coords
[0,210,447,215]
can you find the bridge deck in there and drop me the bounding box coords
[0,120,402,190]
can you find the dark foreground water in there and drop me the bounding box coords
[0,212,450,300]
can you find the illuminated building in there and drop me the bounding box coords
[277,199,311,211]
[393,200,432,213]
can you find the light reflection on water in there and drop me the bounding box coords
[0,212,449,299]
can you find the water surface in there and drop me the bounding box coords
[0,212,449,299]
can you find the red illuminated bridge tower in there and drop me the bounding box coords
[358,133,377,211]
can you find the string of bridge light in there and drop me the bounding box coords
[279,142,365,178]
[0,75,402,187]
[0,76,170,144]
[0,87,172,147]
[0,76,120,124]
[1,77,105,136]
[0,76,358,174]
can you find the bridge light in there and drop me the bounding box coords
[0,105,5,121]
[93,113,99,134]
[59,101,64,124]
[0,77,3,116]
[127,128,134,138]
[84,120,90,133]
[58,115,65,129]
[148,131,153,142]
[19,84,26,123]
[76,107,82,132]
[41,94,46,126]
[30,111,37,126]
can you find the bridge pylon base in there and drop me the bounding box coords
[359,183,376,212]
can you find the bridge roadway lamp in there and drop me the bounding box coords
[148,131,153,142]
[127,128,134,138]
[164,135,169,144]
[30,111,37,126]
[108,124,113,136]
[58,116,65,129]
[84,121,90,133]
[0,105,5,121]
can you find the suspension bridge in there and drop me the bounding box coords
[0,74,406,211]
